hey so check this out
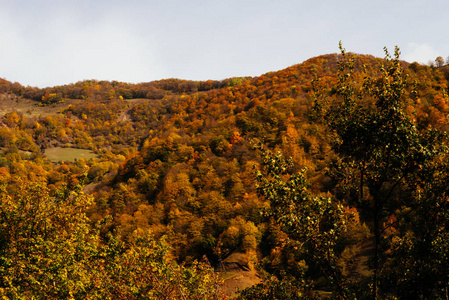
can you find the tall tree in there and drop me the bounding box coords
[250,145,350,298]
[315,43,447,298]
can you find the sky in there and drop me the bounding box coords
[1,0,448,88]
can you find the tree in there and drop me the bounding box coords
[0,180,98,298]
[251,145,351,298]
[0,180,226,299]
[435,56,445,68]
[237,275,318,300]
[96,229,226,299]
[315,43,447,298]
[379,159,449,297]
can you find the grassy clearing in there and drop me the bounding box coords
[44,147,97,162]
[0,95,84,118]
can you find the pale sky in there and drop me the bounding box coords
[1,0,448,88]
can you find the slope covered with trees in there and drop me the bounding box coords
[1,46,449,298]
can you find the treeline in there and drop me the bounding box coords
[0,76,252,105]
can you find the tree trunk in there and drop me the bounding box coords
[373,197,380,300]
[360,165,364,204]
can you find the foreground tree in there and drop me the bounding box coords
[0,180,225,299]
[0,180,97,298]
[242,146,351,299]
[314,43,448,298]
[380,159,449,297]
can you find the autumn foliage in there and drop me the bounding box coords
[0,47,449,298]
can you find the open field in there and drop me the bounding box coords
[0,94,83,118]
[44,147,97,162]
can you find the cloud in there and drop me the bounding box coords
[403,43,439,64]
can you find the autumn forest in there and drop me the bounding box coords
[1,46,449,299]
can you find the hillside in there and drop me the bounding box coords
[1,50,449,299]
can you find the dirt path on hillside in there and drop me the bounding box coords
[217,252,261,298]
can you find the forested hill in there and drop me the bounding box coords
[1,51,449,299]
